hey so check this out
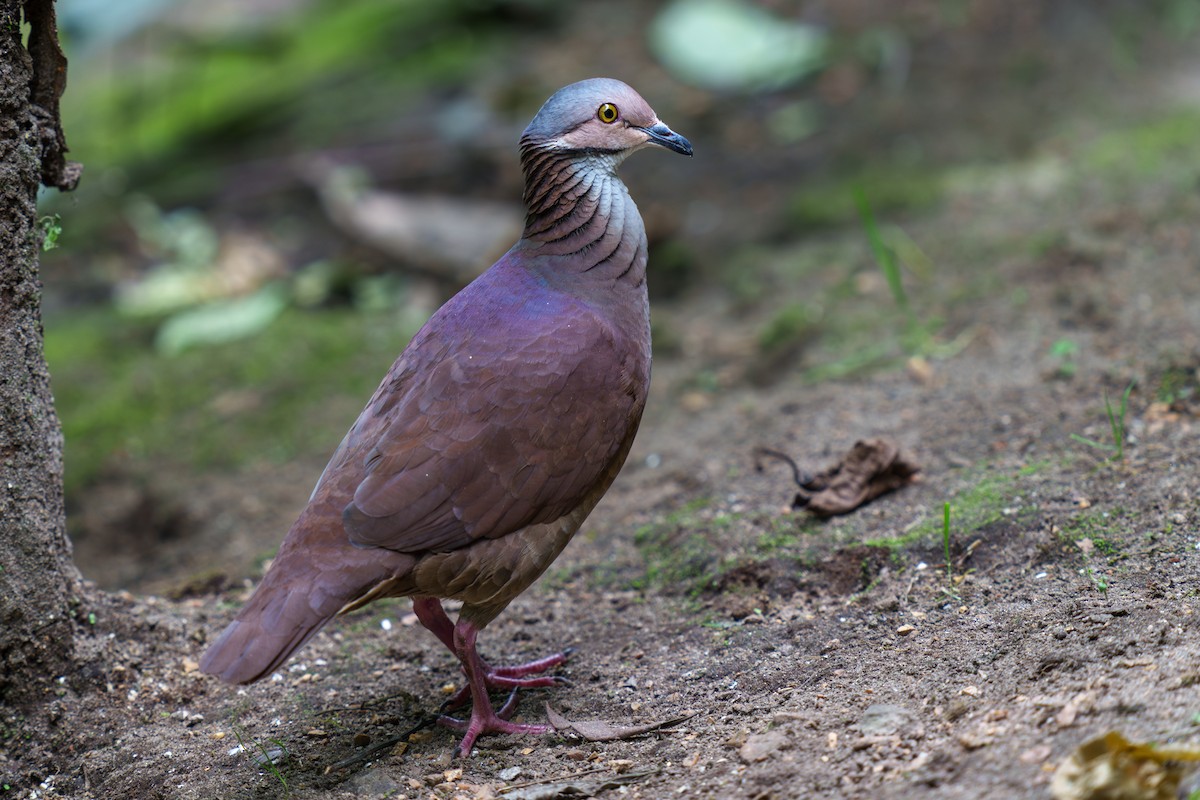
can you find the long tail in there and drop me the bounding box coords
[201,538,415,684]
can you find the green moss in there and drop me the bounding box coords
[624,500,829,600]
[59,0,497,205]
[867,461,1046,549]
[631,498,724,595]
[1156,365,1198,405]
[757,303,818,354]
[790,165,945,230]
[1060,508,1134,556]
[631,500,800,596]
[1083,109,1200,178]
[45,305,422,495]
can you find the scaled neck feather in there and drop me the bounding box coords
[517,138,648,286]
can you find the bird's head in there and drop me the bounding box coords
[521,78,693,160]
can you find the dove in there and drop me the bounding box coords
[201,78,692,755]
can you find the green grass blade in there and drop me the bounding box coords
[853,185,909,315]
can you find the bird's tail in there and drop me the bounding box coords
[200,540,414,685]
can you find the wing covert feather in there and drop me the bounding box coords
[340,269,647,554]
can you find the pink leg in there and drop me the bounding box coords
[411,596,455,652]
[448,620,552,757]
[411,597,571,711]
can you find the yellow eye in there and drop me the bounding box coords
[597,103,619,124]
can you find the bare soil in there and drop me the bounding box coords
[10,7,1200,800]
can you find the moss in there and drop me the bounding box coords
[1156,365,1198,405]
[45,305,422,495]
[623,500,830,601]
[789,164,945,230]
[1060,507,1134,559]
[630,498,724,595]
[48,0,511,232]
[1083,109,1200,178]
[866,461,1046,549]
[62,1,487,173]
[757,303,818,354]
[339,597,407,635]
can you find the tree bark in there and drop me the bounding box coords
[0,0,82,705]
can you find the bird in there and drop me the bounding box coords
[200,78,692,756]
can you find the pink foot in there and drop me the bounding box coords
[411,596,572,713]
[439,686,542,743]
[445,620,561,756]
[441,647,573,712]
[440,688,523,726]
[451,712,551,758]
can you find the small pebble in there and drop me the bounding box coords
[897,625,915,636]
[253,747,284,766]
[856,705,917,736]
[738,730,788,763]
[498,766,521,781]
[958,733,989,750]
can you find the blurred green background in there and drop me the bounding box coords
[37,0,1200,591]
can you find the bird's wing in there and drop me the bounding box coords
[339,290,644,554]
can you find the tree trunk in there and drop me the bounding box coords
[0,0,82,705]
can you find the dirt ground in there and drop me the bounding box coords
[11,7,1200,800]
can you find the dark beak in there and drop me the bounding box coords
[639,122,693,156]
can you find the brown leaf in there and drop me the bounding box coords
[757,439,920,517]
[1051,731,1200,800]
[544,705,692,742]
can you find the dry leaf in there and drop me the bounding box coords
[1051,731,1200,800]
[756,439,920,517]
[544,705,692,742]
